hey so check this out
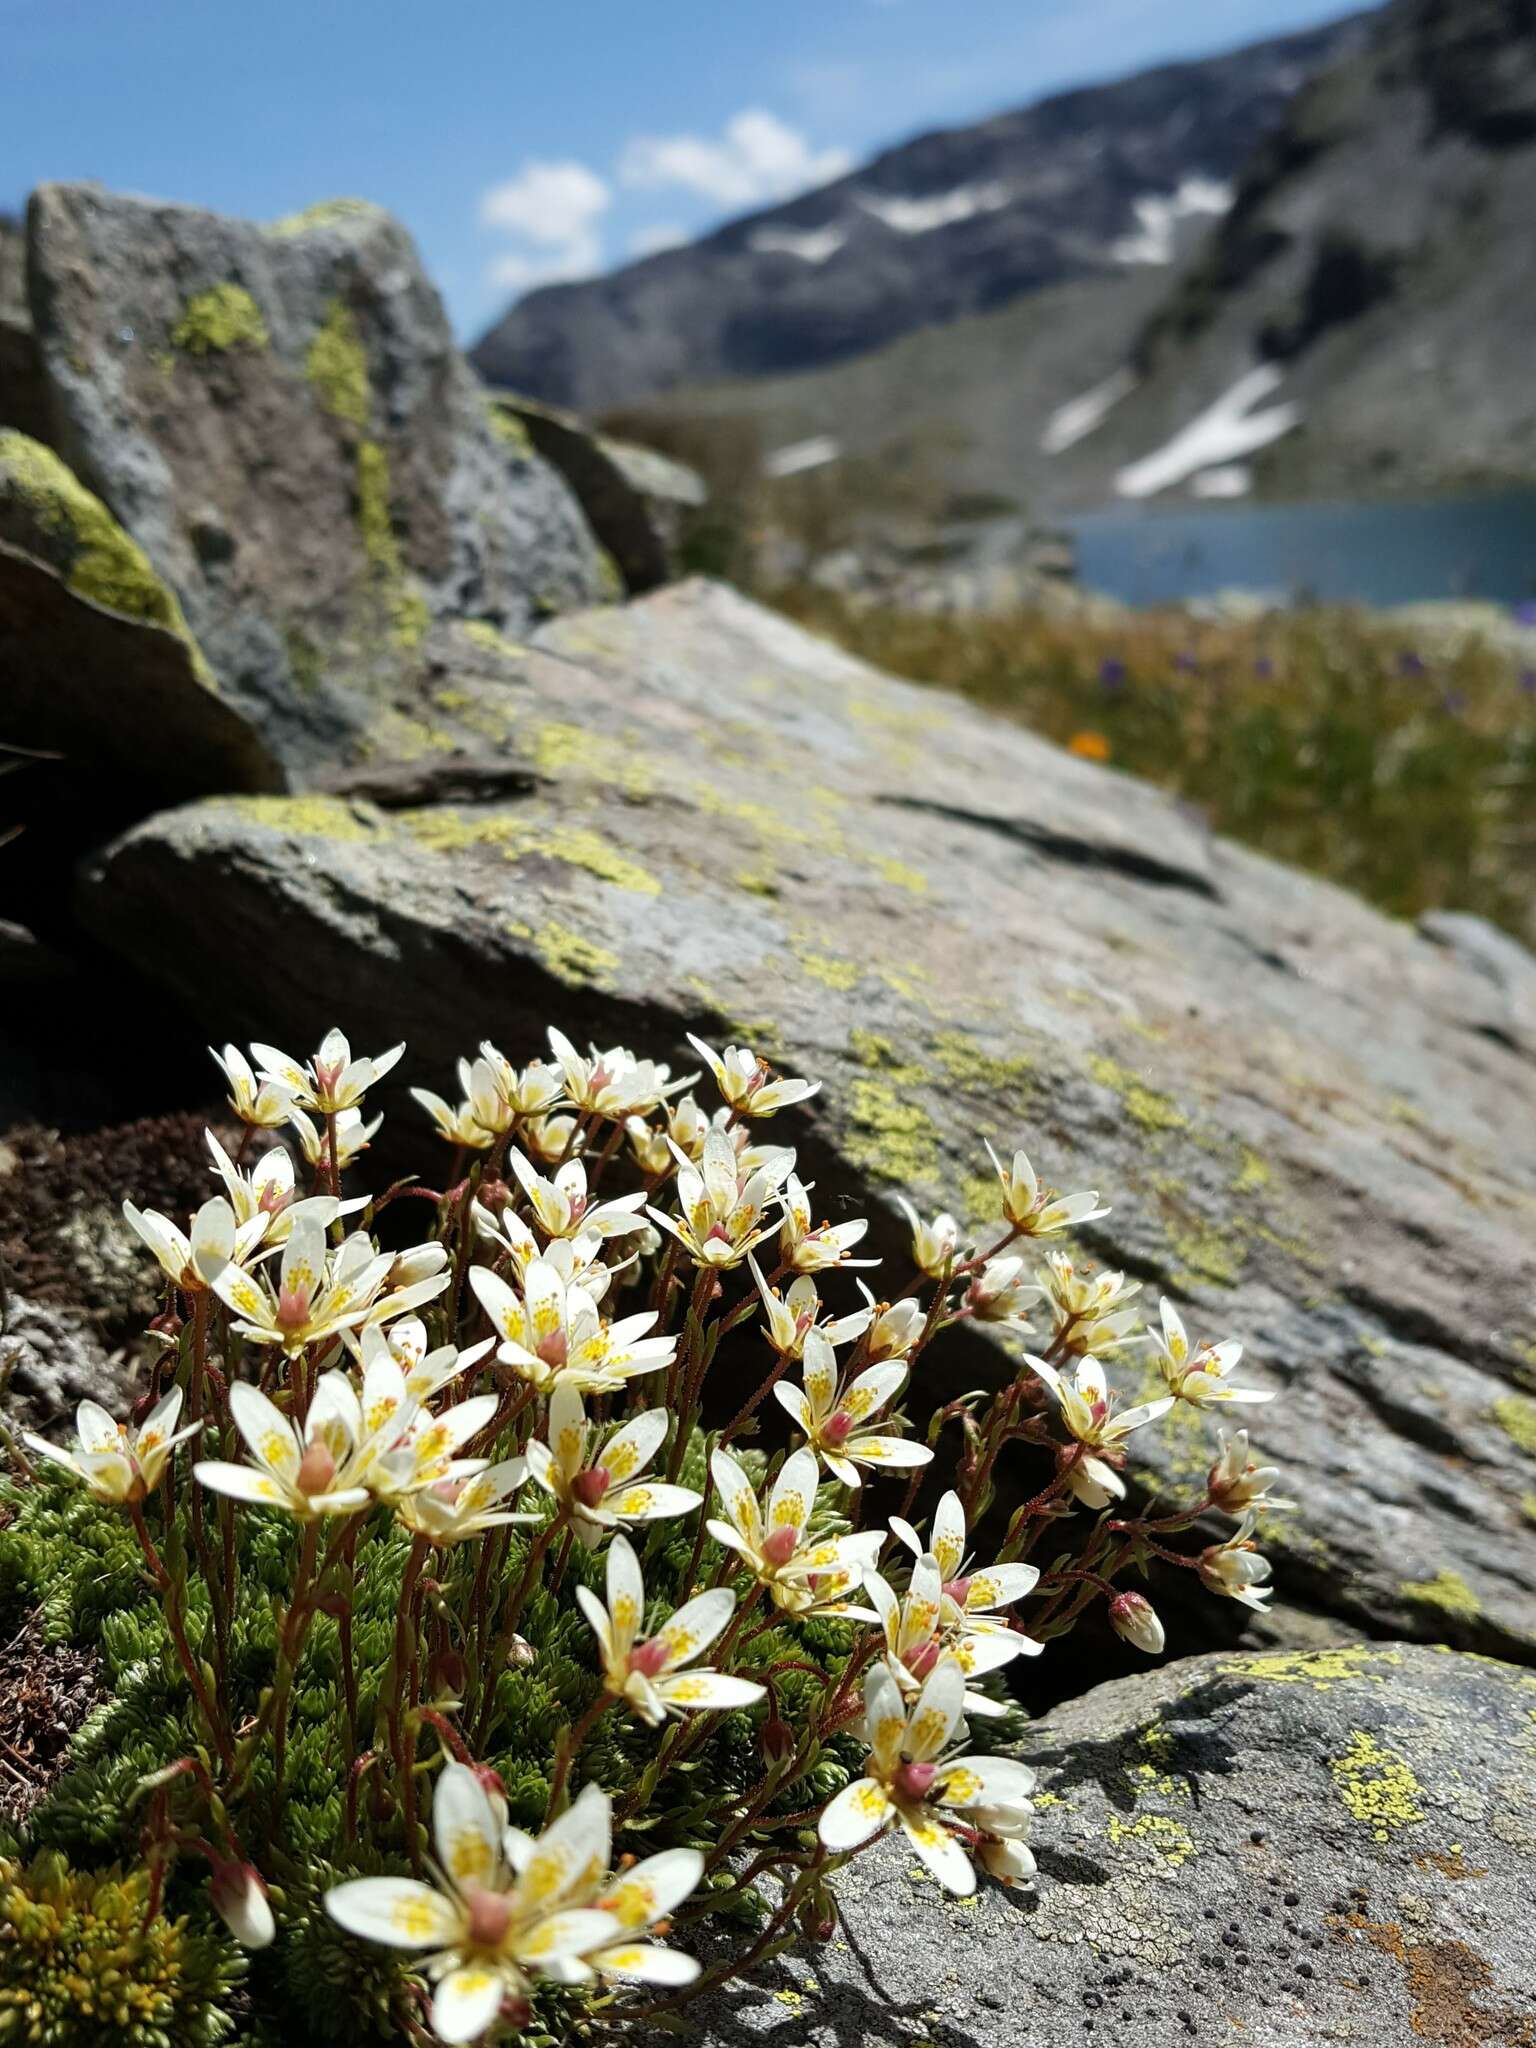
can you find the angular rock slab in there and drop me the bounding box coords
[82,580,1536,1655]
[24,185,609,782]
[699,1643,1536,2048]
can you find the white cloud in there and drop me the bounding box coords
[630,222,690,259]
[619,110,851,210]
[479,160,611,293]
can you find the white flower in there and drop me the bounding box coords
[526,1381,700,1546]
[1037,1251,1141,1357]
[984,1144,1109,1237]
[508,1150,647,1242]
[577,1533,765,1726]
[895,1199,961,1281]
[250,1028,404,1116]
[411,1087,494,1150]
[1024,1353,1173,1503]
[205,1131,350,1259]
[209,1861,276,1949]
[352,1318,494,1406]
[1151,1300,1273,1407]
[861,1555,1033,1718]
[706,1446,881,1613]
[1198,1511,1273,1611]
[1108,1590,1166,1655]
[286,1103,382,1175]
[122,1194,237,1293]
[749,1261,871,1360]
[368,1392,502,1506]
[398,1460,536,1546]
[522,1111,581,1164]
[818,1659,1036,1894]
[469,1259,672,1396]
[194,1377,384,1520]
[546,1028,682,1120]
[478,1043,566,1118]
[208,1219,447,1355]
[1208,1428,1291,1516]
[779,1175,875,1274]
[890,1490,1042,1650]
[774,1331,931,1489]
[648,1126,784,1270]
[211,1043,292,1130]
[686,1034,820,1119]
[23,1389,196,1506]
[326,1773,699,2044]
[860,1292,927,1364]
[965,1255,1041,1327]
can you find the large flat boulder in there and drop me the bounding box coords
[21,185,610,783]
[702,1642,1536,2048]
[80,579,1536,1657]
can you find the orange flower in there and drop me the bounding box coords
[1068,730,1112,762]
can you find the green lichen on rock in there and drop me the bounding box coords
[265,197,381,239]
[458,618,528,661]
[1400,1570,1482,1621]
[534,920,619,987]
[354,440,428,649]
[1328,1729,1425,1842]
[171,283,270,356]
[1232,1645,1402,1690]
[1491,1394,1536,1455]
[926,1030,1032,1100]
[484,399,533,457]
[1086,1053,1189,1135]
[399,808,661,895]
[306,299,370,428]
[843,1030,940,1186]
[0,430,214,684]
[205,793,383,844]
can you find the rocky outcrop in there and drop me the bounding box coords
[0,216,48,444]
[703,1642,1536,2047]
[79,578,1536,1659]
[17,186,610,784]
[470,21,1361,411]
[487,392,706,594]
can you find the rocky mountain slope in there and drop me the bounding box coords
[470,18,1363,412]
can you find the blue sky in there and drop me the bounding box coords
[2,0,1357,340]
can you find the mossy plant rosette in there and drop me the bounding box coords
[0,1023,1285,2045]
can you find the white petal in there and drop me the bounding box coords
[433,1762,504,1896]
[896,1805,975,1895]
[431,1963,508,2045]
[818,1774,892,1852]
[324,1875,461,1949]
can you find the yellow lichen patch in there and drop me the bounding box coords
[533,721,653,797]
[1329,1730,1426,1841]
[172,283,270,355]
[1233,1645,1401,1690]
[1232,1147,1272,1193]
[1491,1394,1536,1455]
[485,401,533,457]
[266,197,379,238]
[1105,1813,1197,1868]
[533,922,618,987]
[927,1030,1033,1100]
[796,948,861,992]
[1150,1175,1248,1291]
[732,868,780,898]
[1086,1054,1189,1135]
[399,809,661,894]
[1400,1570,1481,1622]
[870,854,928,893]
[306,300,370,428]
[458,619,528,662]
[353,441,430,649]
[208,795,382,844]
[0,431,213,683]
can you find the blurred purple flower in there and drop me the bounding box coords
[1098,657,1127,693]
[1521,668,1536,696]
[1254,656,1275,679]
[1512,600,1536,627]
[1396,650,1426,678]
[1174,650,1199,675]
[1440,689,1468,717]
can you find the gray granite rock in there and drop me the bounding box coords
[697,1642,1536,2048]
[79,579,1536,1657]
[0,1292,131,1436]
[20,185,609,784]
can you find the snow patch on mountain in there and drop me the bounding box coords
[857,182,1011,235]
[1115,365,1299,497]
[749,224,849,264]
[1111,175,1233,265]
[1041,368,1140,455]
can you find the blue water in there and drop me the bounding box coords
[1064,491,1536,610]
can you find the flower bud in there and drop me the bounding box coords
[761,1717,795,1765]
[1108,1591,1165,1656]
[980,1836,1036,1886]
[210,1860,276,1949]
[761,1525,800,1568]
[295,1440,337,1496]
[571,1466,612,1510]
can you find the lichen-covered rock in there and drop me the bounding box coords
[699,1643,1536,2048]
[0,431,281,797]
[21,185,609,782]
[487,390,706,593]
[0,1294,131,1435]
[80,579,1536,1656]
[0,215,49,444]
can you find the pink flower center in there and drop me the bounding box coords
[296,1442,337,1496]
[761,1525,800,1568]
[822,1411,856,1446]
[276,1283,312,1333]
[628,1637,671,1679]
[894,1761,938,1802]
[943,1576,973,1607]
[904,1638,941,1680]
[313,1059,344,1097]
[706,1222,733,1244]
[571,1466,612,1510]
[536,1329,569,1367]
[465,1888,513,1949]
